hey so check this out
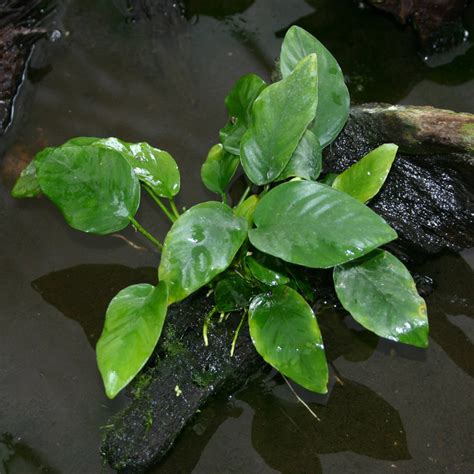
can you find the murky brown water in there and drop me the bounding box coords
[1,1,473,472]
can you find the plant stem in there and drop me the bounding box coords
[282,375,321,421]
[129,216,163,251]
[203,307,217,347]
[169,198,180,219]
[236,185,251,207]
[144,186,176,223]
[230,310,247,357]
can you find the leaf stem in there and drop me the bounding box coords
[169,198,180,219]
[129,216,163,251]
[236,185,251,207]
[282,375,321,421]
[203,307,217,347]
[230,310,247,357]
[144,185,176,223]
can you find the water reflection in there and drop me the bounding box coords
[277,0,474,107]
[31,264,156,346]
[419,253,474,377]
[0,433,59,474]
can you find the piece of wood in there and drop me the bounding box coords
[0,0,53,135]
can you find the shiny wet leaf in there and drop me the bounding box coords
[249,180,397,268]
[37,145,140,234]
[332,144,398,202]
[201,144,240,195]
[278,129,322,181]
[97,281,168,399]
[240,54,318,185]
[159,202,248,303]
[280,26,350,148]
[246,255,290,286]
[249,285,328,393]
[333,249,428,347]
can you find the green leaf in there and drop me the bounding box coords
[246,255,290,286]
[214,274,259,312]
[201,144,240,195]
[332,144,398,202]
[37,145,140,234]
[11,161,41,198]
[11,140,100,199]
[219,74,267,156]
[249,285,328,393]
[234,194,259,226]
[225,74,267,126]
[96,138,180,198]
[280,26,350,148]
[277,129,322,181]
[240,54,318,185]
[159,202,248,304]
[333,250,428,347]
[249,180,397,268]
[220,121,246,156]
[11,147,55,198]
[96,281,168,399]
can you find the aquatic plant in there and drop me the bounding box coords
[11,26,428,399]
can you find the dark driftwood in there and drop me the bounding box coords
[101,104,474,472]
[0,0,53,135]
[364,0,470,49]
[325,104,474,254]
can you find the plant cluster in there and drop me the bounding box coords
[12,26,428,399]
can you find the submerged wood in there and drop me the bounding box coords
[363,0,469,50]
[102,103,474,472]
[0,0,53,135]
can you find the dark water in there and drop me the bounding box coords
[1,0,473,472]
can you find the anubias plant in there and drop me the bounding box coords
[12,26,428,399]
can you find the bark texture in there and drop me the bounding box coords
[0,0,52,135]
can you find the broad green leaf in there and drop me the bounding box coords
[333,250,428,347]
[215,274,259,312]
[37,145,140,234]
[159,202,248,304]
[201,144,240,195]
[219,74,267,156]
[278,129,322,181]
[11,147,55,198]
[246,256,290,286]
[97,282,168,399]
[96,138,180,198]
[240,54,318,185]
[234,194,259,226]
[249,285,328,393]
[280,26,350,148]
[225,74,267,126]
[249,180,397,268]
[332,144,398,202]
[220,121,246,156]
[11,140,101,199]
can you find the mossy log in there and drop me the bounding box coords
[101,103,474,472]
